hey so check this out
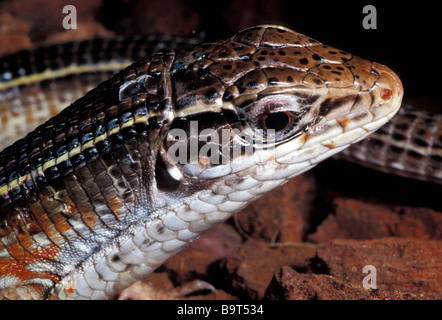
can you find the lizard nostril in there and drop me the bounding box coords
[381,89,392,100]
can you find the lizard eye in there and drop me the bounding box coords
[239,94,310,146]
[249,95,305,143]
[258,110,299,133]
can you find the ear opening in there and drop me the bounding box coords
[154,149,181,191]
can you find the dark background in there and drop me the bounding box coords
[1,0,440,102]
[97,0,440,102]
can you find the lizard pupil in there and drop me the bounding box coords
[259,111,292,132]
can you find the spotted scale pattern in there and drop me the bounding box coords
[0,25,403,299]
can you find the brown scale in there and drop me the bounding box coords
[207,41,256,62]
[233,68,268,95]
[254,47,318,70]
[428,130,442,177]
[344,57,379,92]
[173,71,224,113]
[208,60,257,87]
[233,26,265,47]
[307,45,351,63]
[315,63,355,88]
[404,110,438,174]
[261,27,313,47]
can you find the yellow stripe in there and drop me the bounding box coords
[175,101,223,118]
[0,60,131,91]
[0,113,150,196]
